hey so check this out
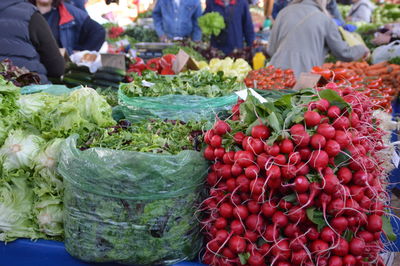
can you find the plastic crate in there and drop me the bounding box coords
[0,239,204,266]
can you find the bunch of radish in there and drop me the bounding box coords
[201,86,392,265]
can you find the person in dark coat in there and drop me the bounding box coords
[31,0,105,55]
[0,0,65,84]
[204,0,255,55]
[65,0,87,12]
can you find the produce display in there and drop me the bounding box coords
[201,86,395,265]
[126,54,176,80]
[163,44,207,62]
[120,70,243,98]
[198,12,226,37]
[122,25,159,43]
[0,59,41,87]
[197,57,252,82]
[163,40,225,61]
[244,66,297,90]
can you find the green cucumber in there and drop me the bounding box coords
[97,66,126,76]
[64,72,93,82]
[92,79,120,89]
[94,72,124,83]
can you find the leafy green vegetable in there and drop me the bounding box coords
[382,215,397,241]
[122,26,159,43]
[389,57,400,65]
[306,207,327,231]
[34,195,63,237]
[120,70,243,98]
[162,45,206,62]
[0,76,20,145]
[198,12,226,36]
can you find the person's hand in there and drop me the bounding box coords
[160,35,168,42]
[372,32,391,46]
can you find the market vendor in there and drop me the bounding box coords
[268,0,369,78]
[346,0,375,23]
[204,0,255,55]
[152,0,202,42]
[31,0,105,55]
[0,0,65,84]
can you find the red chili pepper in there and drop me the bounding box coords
[130,57,146,71]
[160,54,176,70]
[146,58,161,72]
[160,67,175,75]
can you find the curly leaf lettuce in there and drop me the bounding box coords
[0,130,44,172]
[34,196,63,237]
[198,12,226,36]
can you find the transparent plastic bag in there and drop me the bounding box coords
[117,89,238,122]
[372,41,400,64]
[58,136,208,265]
[21,84,80,95]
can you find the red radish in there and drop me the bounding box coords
[309,150,329,169]
[323,174,340,194]
[331,217,348,233]
[310,239,329,255]
[261,201,276,217]
[328,198,345,215]
[204,130,215,145]
[304,111,321,127]
[291,249,308,265]
[206,172,218,186]
[290,236,307,251]
[251,124,271,140]
[357,231,374,243]
[204,146,215,161]
[248,251,266,266]
[343,255,356,265]
[222,248,235,259]
[288,206,306,223]
[327,105,341,118]
[271,240,291,261]
[349,112,360,127]
[290,124,305,135]
[316,98,330,112]
[223,151,235,165]
[264,225,279,241]
[228,235,246,253]
[333,237,349,256]
[244,230,259,242]
[267,177,282,189]
[231,164,243,177]
[350,186,364,202]
[366,214,382,232]
[226,178,236,192]
[292,131,311,147]
[235,151,255,168]
[214,217,227,229]
[265,143,280,156]
[245,165,260,179]
[333,116,350,130]
[288,151,301,165]
[247,200,261,214]
[307,227,320,241]
[215,229,229,244]
[246,214,265,232]
[321,227,337,243]
[335,130,351,149]
[294,176,310,193]
[272,211,288,227]
[311,134,327,149]
[246,138,264,155]
[280,139,294,154]
[250,178,265,195]
[328,256,343,266]
[219,203,233,218]
[281,165,297,179]
[234,132,246,144]
[296,162,310,175]
[353,170,368,186]
[219,164,232,179]
[257,153,271,169]
[259,243,270,255]
[325,140,341,157]
[274,154,287,165]
[266,165,281,179]
[214,147,225,159]
[337,167,352,184]
[230,220,244,235]
[284,223,300,238]
[299,147,312,161]
[233,205,249,220]
[279,200,293,210]
[208,240,220,252]
[236,175,250,192]
[242,136,251,151]
[317,123,336,139]
[214,120,231,135]
[349,238,365,256]
[210,135,222,148]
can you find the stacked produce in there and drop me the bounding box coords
[122,25,159,43]
[197,58,252,82]
[0,79,115,241]
[0,59,41,87]
[314,62,398,112]
[59,119,208,265]
[126,54,176,81]
[244,66,296,90]
[200,86,394,265]
[163,40,224,62]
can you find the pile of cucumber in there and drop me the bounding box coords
[62,63,126,89]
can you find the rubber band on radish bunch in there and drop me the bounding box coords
[200,85,396,266]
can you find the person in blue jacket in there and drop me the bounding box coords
[153,0,202,42]
[65,0,87,12]
[204,0,255,55]
[31,0,105,55]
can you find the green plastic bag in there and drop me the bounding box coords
[21,84,80,95]
[118,88,238,122]
[58,135,208,265]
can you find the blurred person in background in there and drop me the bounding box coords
[346,0,375,23]
[31,0,105,55]
[204,0,255,55]
[65,0,87,11]
[267,0,369,77]
[152,0,202,42]
[0,0,65,83]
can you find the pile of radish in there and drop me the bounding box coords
[201,86,394,265]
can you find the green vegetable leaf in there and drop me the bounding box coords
[238,252,250,265]
[319,89,350,111]
[246,118,267,136]
[343,229,354,242]
[334,149,351,166]
[306,207,327,231]
[283,194,297,203]
[267,112,282,133]
[306,174,321,183]
[382,215,397,241]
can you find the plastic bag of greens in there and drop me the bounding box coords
[21,84,80,95]
[58,135,208,265]
[117,89,238,122]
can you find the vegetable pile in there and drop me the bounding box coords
[0,59,41,87]
[0,80,115,241]
[126,54,176,81]
[197,57,252,82]
[120,70,244,98]
[200,85,394,265]
[244,66,296,90]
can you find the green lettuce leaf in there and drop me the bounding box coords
[34,195,63,237]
